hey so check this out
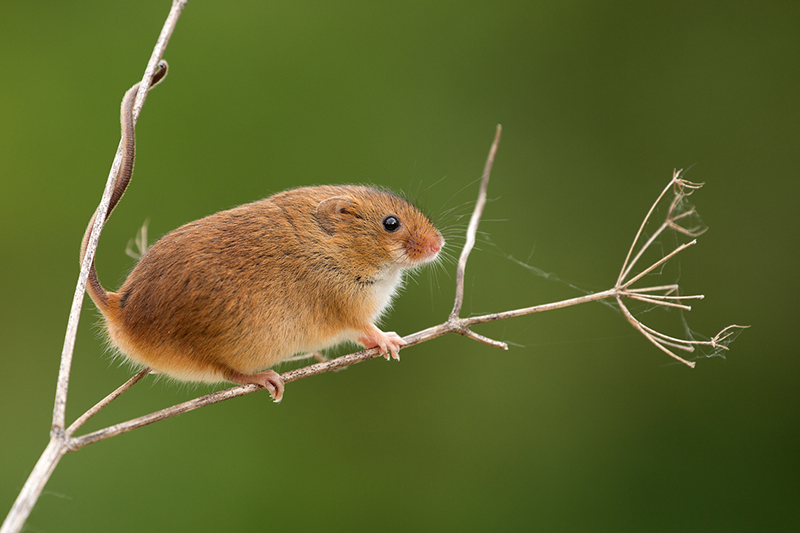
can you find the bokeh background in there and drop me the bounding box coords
[1,1,797,531]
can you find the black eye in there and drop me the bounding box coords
[382,215,400,232]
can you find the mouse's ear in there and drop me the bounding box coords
[316,196,356,235]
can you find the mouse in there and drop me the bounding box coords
[80,76,445,402]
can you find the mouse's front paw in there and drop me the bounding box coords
[358,326,406,361]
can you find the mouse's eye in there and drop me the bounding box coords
[382,215,401,232]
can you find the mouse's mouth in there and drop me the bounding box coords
[403,233,445,266]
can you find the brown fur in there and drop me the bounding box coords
[101,185,443,383]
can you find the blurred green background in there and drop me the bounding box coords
[1,1,797,531]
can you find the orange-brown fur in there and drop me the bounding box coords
[102,186,442,382]
[81,73,443,399]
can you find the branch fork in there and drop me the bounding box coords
[609,171,747,367]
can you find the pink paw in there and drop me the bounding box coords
[358,326,406,361]
[255,371,285,403]
[227,369,285,403]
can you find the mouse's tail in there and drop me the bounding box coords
[80,62,168,313]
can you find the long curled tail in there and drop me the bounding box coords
[80,62,168,313]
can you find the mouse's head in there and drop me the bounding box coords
[315,186,444,275]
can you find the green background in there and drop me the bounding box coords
[1,1,797,531]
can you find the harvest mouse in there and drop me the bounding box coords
[81,71,445,402]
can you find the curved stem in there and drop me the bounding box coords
[3,4,188,533]
[53,0,188,432]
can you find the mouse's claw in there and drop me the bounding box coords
[226,369,285,402]
[257,370,285,403]
[358,326,405,361]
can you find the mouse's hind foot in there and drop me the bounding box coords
[225,368,285,403]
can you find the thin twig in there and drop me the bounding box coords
[616,295,696,367]
[636,323,698,350]
[66,368,151,437]
[463,329,509,349]
[617,173,678,286]
[625,284,679,294]
[623,293,693,311]
[620,240,697,289]
[461,289,618,325]
[450,124,501,319]
[623,291,703,301]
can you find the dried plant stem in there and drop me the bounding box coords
[617,174,705,285]
[54,0,186,433]
[451,125,502,319]
[66,368,151,437]
[621,239,697,289]
[61,288,623,449]
[1,3,187,533]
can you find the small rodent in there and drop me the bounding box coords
[81,72,444,402]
